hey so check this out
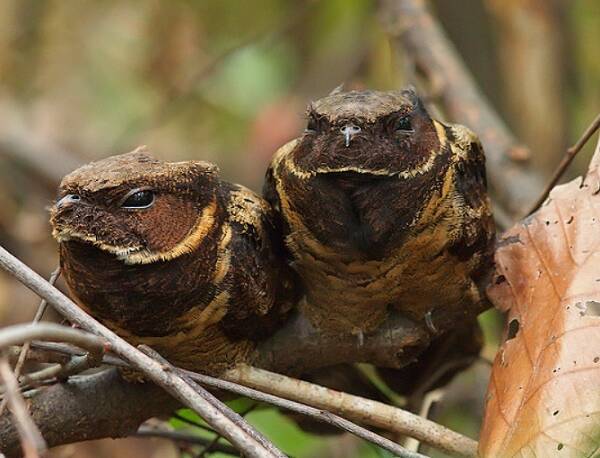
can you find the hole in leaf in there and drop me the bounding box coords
[585,301,600,317]
[575,301,600,317]
[507,319,520,340]
[495,275,506,285]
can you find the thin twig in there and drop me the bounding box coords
[138,345,285,458]
[136,426,239,456]
[0,245,281,458]
[5,346,69,366]
[528,113,600,214]
[18,354,100,387]
[0,323,105,359]
[404,389,445,453]
[198,403,258,458]
[12,267,60,374]
[0,267,61,417]
[0,357,47,458]
[188,368,429,458]
[223,365,478,457]
[172,412,219,435]
[22,341,433,458]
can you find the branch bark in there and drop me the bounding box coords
[0,369,176,458]
[0,359,47,458]
[255,312,428,374]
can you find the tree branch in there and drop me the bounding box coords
[224,365,478,457]
[0,268,61,417]
[0,324,105,361]
[0,369,177,458]
[254,311,428,374]
[0,245,283,458]
[135,426,239,456]
[1,338,475,457]
[0,358,47,458]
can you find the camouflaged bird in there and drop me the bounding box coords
[50,147,296,374]
[264,88,495,335]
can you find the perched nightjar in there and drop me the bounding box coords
[263,88,495,336]
[50,147,297,374]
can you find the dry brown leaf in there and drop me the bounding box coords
[479,136,600,457]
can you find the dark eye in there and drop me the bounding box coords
[121,190,155,209]
[395,116,412,133]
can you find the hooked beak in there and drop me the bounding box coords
[340,124,361,147]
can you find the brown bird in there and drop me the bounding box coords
[50,147,296,374]
[264,88,495,336]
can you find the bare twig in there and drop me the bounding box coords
[17,354,100,387]
[15,341,439,458]
[0,245,281,458]
[224,365,478,457]
[380,0,544,218]
[5,346,69,366]
[0,269,60,417]
[528,112,600,214]
[0,358,47,458]
[198,403,258,457]
[136,426,239,456]
[186,367,430,458]
[4,267,61,392]
[138,345,285,458]
[404,389,445,453]
[172,412,218,435]
[0,323,105,359]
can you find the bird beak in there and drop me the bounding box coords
[340,124,361,147]
[56,194,83,209]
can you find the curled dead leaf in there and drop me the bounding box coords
[479,135,600,457]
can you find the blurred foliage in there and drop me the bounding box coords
[0,1,598,457]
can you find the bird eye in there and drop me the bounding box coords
[121,190,155,209]
[395,116,412,133]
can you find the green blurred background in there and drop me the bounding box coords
[0,1,598,457]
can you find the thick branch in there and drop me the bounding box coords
[255,312,428,374]
[0,369,177,458]
[381,0,544,217]
[0,359,47,458]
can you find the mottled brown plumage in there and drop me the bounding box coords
[50,147,296,374]
[264,88,495,335]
